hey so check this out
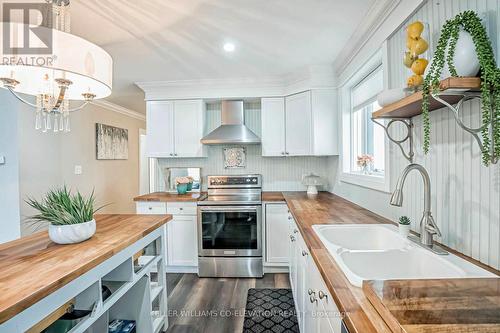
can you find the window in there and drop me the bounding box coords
[340,56,390,193]
[350,67,385,175]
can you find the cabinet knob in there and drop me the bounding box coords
[285,152,290,155]
[301,250,308,256]
[169,153,173,156]
[148,207,152,210]
[308,289,315,296]
[281,152,285,155]
[290,235,296,242]
[174,153,178,156]
[288,216,292,220]
[318,291,328,300]
[293,229,298,234]
[179,207,183,210]
[309,295,317,304]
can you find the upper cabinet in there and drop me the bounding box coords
[146,100,206,158]
[261,90,338,157]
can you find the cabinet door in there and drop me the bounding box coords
[285,91,312,156]
[146,101,175,157]
[173,100,206,158]
[289,219,298,296]
[167,215,198,267]
[261,97,286,156]
[310,257,342,333]
[265,203,289,264]
[296,235,309,333]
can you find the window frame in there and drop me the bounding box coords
[339,45,391,193]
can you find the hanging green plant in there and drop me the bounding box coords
[422,10,500,165]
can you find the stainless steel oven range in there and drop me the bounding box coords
[197,174,263,278]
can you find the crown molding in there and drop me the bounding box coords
[333,0,402,76]
[135,65,337,101]
[91,100,146,121]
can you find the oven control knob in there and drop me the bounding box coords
[246,178,250,183]
[252,179,257,183]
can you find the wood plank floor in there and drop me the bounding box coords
[164,273,291,333]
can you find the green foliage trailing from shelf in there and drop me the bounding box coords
[26,186,104,225]
[422,10,500,165]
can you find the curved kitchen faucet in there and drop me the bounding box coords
[390,163,448,255]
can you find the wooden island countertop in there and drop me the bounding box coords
[134,191,207,202]
[0,214,171,324]
[282,192,500,333]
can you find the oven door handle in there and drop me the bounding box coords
[198,206,260,212]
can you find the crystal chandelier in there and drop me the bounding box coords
[0,0,113,133]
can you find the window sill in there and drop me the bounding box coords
[340,171,391,193]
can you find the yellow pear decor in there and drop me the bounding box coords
[404,21,429,90]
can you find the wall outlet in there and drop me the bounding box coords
[0,156,5,165]
[74,165,83,175]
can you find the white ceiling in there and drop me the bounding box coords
[70,0,377,113]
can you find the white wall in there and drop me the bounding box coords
[156,102,333,191]
[0,89,21,243]
[0,93,146,239]
[333,0,500,270]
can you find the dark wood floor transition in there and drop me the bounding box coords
[165,273,291,333]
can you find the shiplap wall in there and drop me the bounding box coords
[388,0,499,269]
[156,102,332,191]
[335,0,500,270]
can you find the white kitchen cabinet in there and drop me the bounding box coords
[285,91,313,156]
[136,201,198,273]
[261,89,338,157]
[289,217,341,333]
[146,101,174,158]
[264,203,290,265]
[261,97,286,156]
[167,215,198,267]
[146,99,206,158]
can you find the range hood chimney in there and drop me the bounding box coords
[200,100,261,145]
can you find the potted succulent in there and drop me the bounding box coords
[176,177,190,195]
[398,216,411,238]
[26,187,103,244]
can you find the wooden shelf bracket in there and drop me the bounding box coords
[372,118,414,163]
[432,90,498,164]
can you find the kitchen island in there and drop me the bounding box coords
[0,214,171,333]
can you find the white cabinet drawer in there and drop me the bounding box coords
[166,202,197,215]
[136,201,167,214]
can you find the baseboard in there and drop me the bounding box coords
[264,266,289,273]
[166,265,199,274]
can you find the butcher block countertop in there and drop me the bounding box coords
[262,192,285,202]
[0,214,171,324]
[134,191,207,202]
[282,192,500,333]
[363,278,500,333]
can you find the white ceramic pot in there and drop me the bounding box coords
[377,88,407,107]
[49,219,96,244]
[436,29,480,79]
[398,224,411,238]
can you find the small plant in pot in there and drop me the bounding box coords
[26,187,104,245]
[398,216,411,238]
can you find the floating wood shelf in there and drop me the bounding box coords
[372,77,481,119]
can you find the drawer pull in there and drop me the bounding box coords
[318,291,328,300]
[293,229,298,234]
[301,250,308,257]
[290,235,296,242]
[308,289,315,296]
[309,295,317,304]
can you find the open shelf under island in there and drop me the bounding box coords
[0,214,171,333]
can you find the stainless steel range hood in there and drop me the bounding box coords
[201,100,261,145]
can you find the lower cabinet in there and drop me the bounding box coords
[288,218,342,333]
[136,201,198,273]
[166,215,198,268]
[265,203,290,265]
